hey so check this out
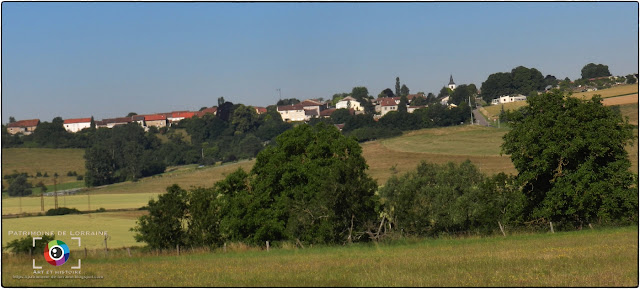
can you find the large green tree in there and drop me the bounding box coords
[502,91,637,226]
[581,63,611,79]
[131,184,189,249]
[232,123,379,245]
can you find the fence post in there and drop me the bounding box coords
[223,243,227,253]
[266,241,270,252]
[84,247,87,258]
[588,223,593,230]
[550,221,555,233]
[127,247,131,257]
[104,233,108,257]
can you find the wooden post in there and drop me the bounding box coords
[84,247,87,258]
[498,221,506,237]
[266,241,270,252]
[177,244,180,256]
[550,222,555,233]
[127,247,131,257]
[104,233,108,257]
[223,243,227,253]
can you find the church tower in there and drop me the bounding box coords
[448,75,456,90]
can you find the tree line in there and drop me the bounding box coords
[133,90,637,250]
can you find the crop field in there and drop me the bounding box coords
[1,148,86,187]
[602,94,639,106]
[1,211,145,249]
[1,226,636,287]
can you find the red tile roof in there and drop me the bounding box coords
[7,119,40,128]
[64,118,92,124]
[278,104,304,111]
[320,108,336,117]
[300,99,323,106]
[380,98,397,106]
[200,107,217,114]
[144,115,166,121]
[254,107,267,114]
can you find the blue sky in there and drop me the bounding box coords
[2,2,638,123]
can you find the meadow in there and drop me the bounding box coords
[1,148,85,187]
[571,83,638,100]
[2,211,145,249]
[1,192,159,215]
[1,226,637,287]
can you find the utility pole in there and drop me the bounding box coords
[276,88,282,100]
[54,176,58,209]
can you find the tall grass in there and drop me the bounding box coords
[2,226,636,287]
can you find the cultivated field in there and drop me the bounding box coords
[1,148,86,187]
[2,211,145,249]
[2,226,637,287]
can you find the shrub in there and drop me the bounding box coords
[76,175,84,181]
[6,235,55,254]
[46,207,81,216]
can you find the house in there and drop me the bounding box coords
[277,99,325,122]
[379,98,399,117]
[167,111,195,125]
[336,96,363,112]
[144,115,167,128]
[63,118,92,133]
[132,115,146,127]
[491,94,527,105]
[277,104,306,122]
[440,96,450,106]
[103,117,132,128]
[6,119,40,135]
[95,120,108,129]
[407,105,426,113]
[254,107,267,115]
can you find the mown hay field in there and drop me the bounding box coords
[1,226,636,287]
[572,84,638,100]
[1,211,145,249]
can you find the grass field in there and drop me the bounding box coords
[1,226,636,287]
[1,148,86,187]
[1,192,159,215]
[1,211,145,249]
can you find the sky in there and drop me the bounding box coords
[2,2,638,123]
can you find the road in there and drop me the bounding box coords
[472,108,490,126]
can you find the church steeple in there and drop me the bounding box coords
[448,75,456,90]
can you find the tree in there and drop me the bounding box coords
[276,98,301,106]
[230,123,379,245]
[502,91,637,227]
[398,94,408,113]
[437,86,452,99]
[90,116,96,130]
[380,88,395,98]
[581,63,611,79]
[331,93,349,106]
[9,116,16,123]
[395,77,401,98]
[351,87,375,114]
[230,104,260,135]
[131,184,189,249]
[626,74,637,84]
[126,112,138,117]
[400,84,410,97]
[511,66,545,95]
[7,174,32,196]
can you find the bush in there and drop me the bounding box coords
[6,235,55,254]
[76,175,84,181]
[7,175,32,197]
[46,207,81,216]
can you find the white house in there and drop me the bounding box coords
[379,98,399,117]
[277,99,325,122]
[63,118,92,133]
[491,94,527,105]
[336,96,363,112]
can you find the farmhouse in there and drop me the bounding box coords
[167,111,195,125]
[491,94,527,105]
[63,118,92,133]
[6,119,40,135]
[103,117,132,128]
[254,107,267,115]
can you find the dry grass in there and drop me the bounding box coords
[85,160,255,195]
[1,226,636,287]
[361,126,516,184]
[602,94,639,106]
[481,101,529,121]
[572,84,638,100]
